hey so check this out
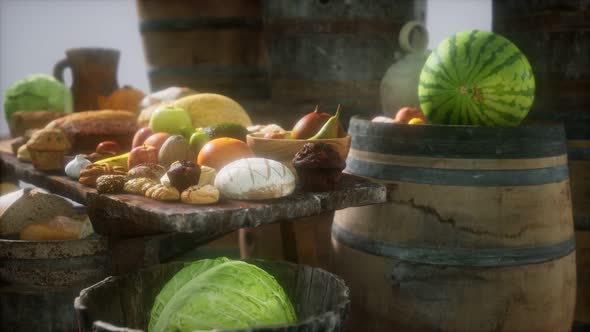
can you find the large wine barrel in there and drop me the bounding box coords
[331,117,576,332]
[136,0,268,100]
[75,260,350,332]
[262,0,426,125]
[0,236,109,331]
[493,2,590,329]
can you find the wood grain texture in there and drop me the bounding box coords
[240,212,335,268]
[75,260,350,332]
[0,151,387,239]
[136,0,268,100]
[331,118,576,331]
[263,0,426,110]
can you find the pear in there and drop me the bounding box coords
[158,135,196,168]
[308,105,342,140]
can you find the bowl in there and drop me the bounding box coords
[246,134,351,172]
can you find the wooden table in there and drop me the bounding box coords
[1,151,388,267]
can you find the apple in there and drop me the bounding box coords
[149,105,192,135]
[394,107,426,124]
[132,127,153,148]
[189,130,210,152]
[128,145,159,169]
[96,141,121,155]
[144,132,171,153]
[291,106,332,139]
[264,131,288,139]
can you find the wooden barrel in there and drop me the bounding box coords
[136,0,268,100]
[0,236,109,331]
[75,260,350,332]
[331,117,576,332]
[493,2,590,328]
[569,122,590,331]
[262,0,426,124]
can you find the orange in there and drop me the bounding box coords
[97,85,145,112]
[197,137,254,170]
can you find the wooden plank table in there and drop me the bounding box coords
[1,152,387,247]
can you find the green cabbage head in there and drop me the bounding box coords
[149,258,297,332]
[4,74,73,121]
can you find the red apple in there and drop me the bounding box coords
[96,141,121,155]
[132,127,153,148]
[394,107,426,124]
[264,131,288,139]
[128,145,159,169]
[143,132,171,153]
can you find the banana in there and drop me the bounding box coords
[95,152,130,170]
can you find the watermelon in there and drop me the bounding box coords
[418,30,535,126]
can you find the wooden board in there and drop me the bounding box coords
[0,151,387,240]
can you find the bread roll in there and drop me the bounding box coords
[19,215,94,240]
[0,188,87,236]
[214,158,295,200]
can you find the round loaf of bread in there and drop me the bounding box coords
[214,158,295,200]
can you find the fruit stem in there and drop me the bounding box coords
[314,105,319,113]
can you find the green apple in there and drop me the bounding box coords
[149,105,192,135]
[189,129,210,153]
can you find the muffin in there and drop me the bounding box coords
[26,128,71,171]
[292,142,346,192]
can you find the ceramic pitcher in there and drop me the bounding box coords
[53,47,120,112]
[380,21,430,117]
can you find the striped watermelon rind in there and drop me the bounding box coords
[418,30,535,126]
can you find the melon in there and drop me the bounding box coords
[418,30,535,126]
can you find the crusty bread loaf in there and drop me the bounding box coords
[19,215,94,240]
[0,188,87,236]
[214,158,295,200]
[45,110,138,152]
[9,111,67,137]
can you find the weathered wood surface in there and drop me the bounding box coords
[75,260,350,332]
[0,151,387,240]
[330,118,576,332]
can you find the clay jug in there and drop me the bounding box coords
[380,21,430,117]
[53,48,120,112]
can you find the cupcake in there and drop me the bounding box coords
[292,142,346,192]
[26,128,71,171]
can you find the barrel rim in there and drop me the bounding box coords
[75,259,351,332]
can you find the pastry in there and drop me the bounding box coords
[79,163,126,187]
[16,144,32,162]
[181,185,220,205]
[124,177,157,195]
[214,158,295,200]
[292,142,346,192]
[166,160,200,192]
[127,163,166,181]
[10,136,27,154]
[198,165,217,186]
[96,175,126,194]
[45,110,138,152]
[26,128,71,171]
[145,184,180,201]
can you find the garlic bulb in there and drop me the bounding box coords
[65,155,91,179]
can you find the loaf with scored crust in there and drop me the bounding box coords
[45,110,138,152]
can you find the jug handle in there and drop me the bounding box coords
[399,21,429,53]
[53,58,70,83]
